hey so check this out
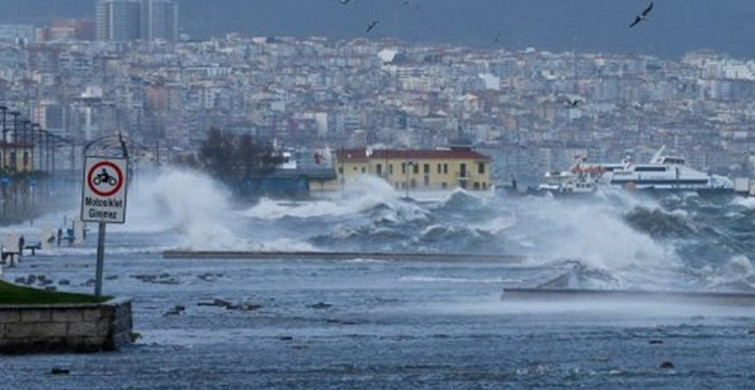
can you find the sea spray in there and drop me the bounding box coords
[244,175,401,219]
[138,168,242,249]
[502,195,682,289]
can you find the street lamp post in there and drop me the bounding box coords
[31,123,39,173]
[22,120,31,172]
[0,106,6,217]
[17,119,29,173]
[0,105,7,136]
[405,159,416,199]
[9,112,20,172]
[0,106,8,170]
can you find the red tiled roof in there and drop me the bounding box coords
[336,148,490,161]
[335,149,369,161]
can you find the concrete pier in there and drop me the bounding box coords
[501,288,755,306]
[162,250,529,263]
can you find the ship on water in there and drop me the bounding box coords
[536,146,736,196]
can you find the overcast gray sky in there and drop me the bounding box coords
[1,0,753,58]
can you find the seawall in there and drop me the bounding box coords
[0,297,132,354]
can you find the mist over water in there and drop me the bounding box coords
[3,169,755,389]
[103,169,755,292]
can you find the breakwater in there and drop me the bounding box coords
[163,250,529,263]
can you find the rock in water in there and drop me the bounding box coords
[308,302,332,309]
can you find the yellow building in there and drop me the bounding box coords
[333,146,492,192]
[0,141,34,172]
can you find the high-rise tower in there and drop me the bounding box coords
[97,0,178,41]
[142,0,179,41]
[96,0,141,41]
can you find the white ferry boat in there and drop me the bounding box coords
[537,146,734,195]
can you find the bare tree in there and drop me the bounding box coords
[197,128,284,182]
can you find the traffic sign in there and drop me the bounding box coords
[81,156,128,224]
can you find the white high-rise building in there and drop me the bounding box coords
[142,0,179,41]
[96,0,141,41]
[97,0,178,41]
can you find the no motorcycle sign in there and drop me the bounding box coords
[81,156,128,224]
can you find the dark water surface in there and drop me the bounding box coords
[1,171,754,389]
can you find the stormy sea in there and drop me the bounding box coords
[1,168,754,389]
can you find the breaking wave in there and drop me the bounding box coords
[59,167,755,291]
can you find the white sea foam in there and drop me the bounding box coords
[732,196,755,209]
[399,275,514,284]
[509,196,681,289]
[474,214,517,234]
[244,175,400,219]
[119,168,244,249]
[703,255,755,290]
[255,238,320,252]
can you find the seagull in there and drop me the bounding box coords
[366,20,379,33]
[564,97,582,108]
[629,2,653,28]
[402,1,420,10]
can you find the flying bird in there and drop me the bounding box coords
[564,97,582,108]
[366,20,379,33]
[402,1,420,10]
[629,2,653,28]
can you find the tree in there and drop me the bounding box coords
[198,128,234,181]
[197,128,284,182]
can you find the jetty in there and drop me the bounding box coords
[162,250,529,263]
[501,287,755,305]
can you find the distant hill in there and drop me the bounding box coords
[1,0,753,59]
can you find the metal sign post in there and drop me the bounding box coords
[95,222,106,296]
[81,156,128,296]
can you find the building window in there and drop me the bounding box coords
[423,176,429,186]
[460,181,467,189]
[389,164,393,174]
[361,167,366,173]
[483,182,487,190]
[443,164,448,174]
[460,163,467,178]
[473,182,480,190]
[437,163,441,174]
[478,162,485,174]
[376,164,382,176]
[413,164,419,174]
[410,179,416,188]
[423,164,429,174]
[441,182,447,189]
[338,167,343,174]
[401,162,406,174]
[353,167,358,171]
